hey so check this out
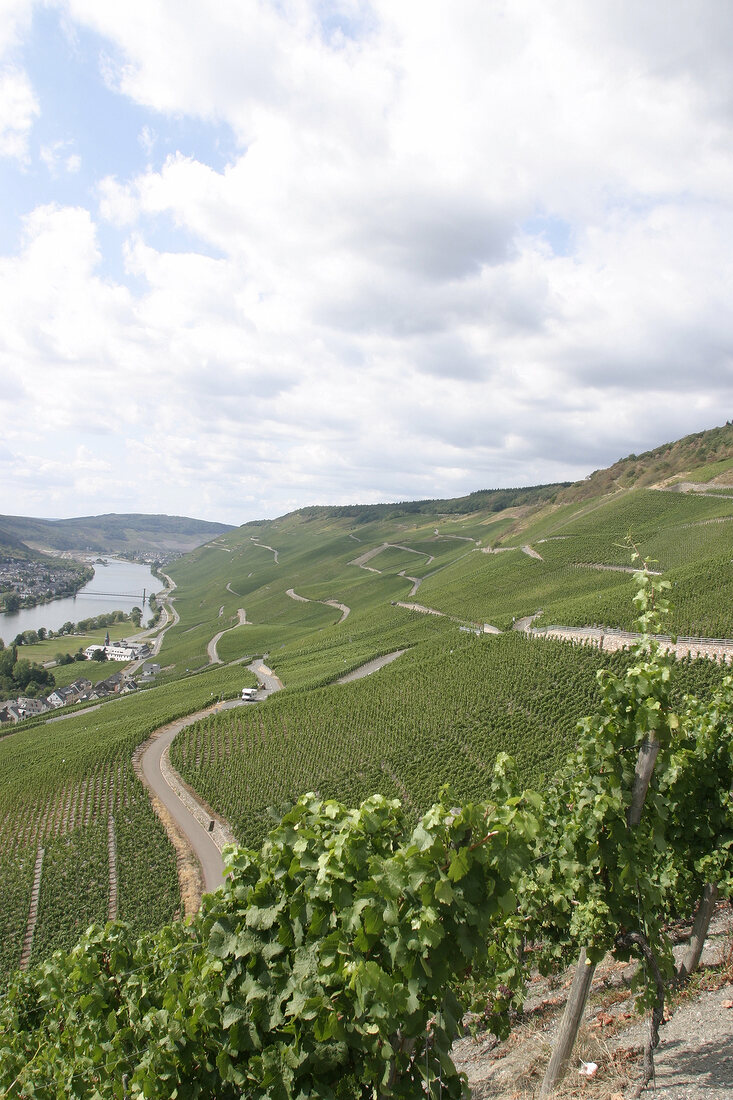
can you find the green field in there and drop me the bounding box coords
[172,632,728,850]
[0,664,252,987]
[1,443,733,986]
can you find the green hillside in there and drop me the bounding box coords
[559,420,733,500]
[0,525,33,556]
[0,512,234,555]
[0,423,731,984]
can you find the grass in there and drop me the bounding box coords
[3,451,733,979]
[681,456,733,483]
[7,620,139,664]
[48,658,129,689]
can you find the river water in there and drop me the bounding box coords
[0,559,165,643]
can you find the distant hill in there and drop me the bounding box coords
[0,513,234,556]
[0,525,37,561]
[282,483,571,525]
[274,425,733,527]
[560,422,733,502]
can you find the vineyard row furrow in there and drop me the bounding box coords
[19,846,44,971]
[108,815,118,922]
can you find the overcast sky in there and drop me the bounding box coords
[1,1,731,525]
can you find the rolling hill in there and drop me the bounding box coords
[0,422,731,987]
[0,512,234,556]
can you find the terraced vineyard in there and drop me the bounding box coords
[410,493,733,637]
[0,664,249,988]
[171,630,729,850]
[2,425,733,989]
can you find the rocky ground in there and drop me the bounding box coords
[452,903,733,1099]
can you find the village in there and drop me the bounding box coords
[0,557,93,612]
[0,639,160,726]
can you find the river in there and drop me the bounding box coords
[0,559,165,643]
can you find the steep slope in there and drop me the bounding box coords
[559,420,733,501]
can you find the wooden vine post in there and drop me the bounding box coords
[540,555,669,1098]
[538,948,596,1098]
[677,881,719,981]
[539,726,662,1098]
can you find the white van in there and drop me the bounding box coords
[241,687,257,701]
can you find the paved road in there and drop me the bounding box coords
[207,607,249,664]
[138,659,283,900]
[140,709,228,894]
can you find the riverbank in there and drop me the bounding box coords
[0,558,164,642]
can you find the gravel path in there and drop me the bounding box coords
[336,650,406,683]
[455,906,733,1100]
[286,587,351,622]
[250,538,279,563]
[349,542,435,569]
[207,607,248,663]
[636,982,733,1098]
[398,570,422,596]
[395,600,445,616]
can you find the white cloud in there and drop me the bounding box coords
[1,1,733,521]
[40,139,81,174]
[0,65,38,161]
[0,0,34,56]
[0,1,38,161]
[138,124,155,156]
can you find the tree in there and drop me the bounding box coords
[12,659,33,689]
[0,648,15,678]
[3,592,20,613]
[91,648,107,663]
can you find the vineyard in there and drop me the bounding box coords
[1,433,733,1003]
[157,484,733,691]
[0,663,249,989]
[259,602,456,691]
[2,596,732,1098]
[170,628,728,851]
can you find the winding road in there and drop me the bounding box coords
[139,709,231,896]
[285,588,350,623]
[137,659,283,906]
[137,559,733,911]
[207,608,248,663]
[136,647,413,908]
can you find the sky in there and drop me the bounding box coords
[1,0,732,526]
